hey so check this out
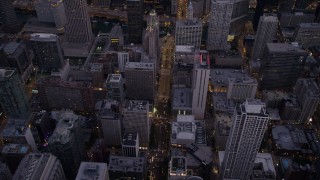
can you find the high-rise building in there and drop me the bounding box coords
[30,33,64,72]
[127,0,143,44]
[47,111,85,180]
[97,100,122,146]
[207,0,233,51]
[192,51,210,119]
[294,78,320,123]
[64,0,92,43]
[13,153,66,180]
[0,68,30,118]
[1,144,31,174]
[221,99,269,180]
[279,12,314,28]
[106,74,124,102]
[117,52,129,73]
[143,10,159,59]
[75,162,110,180]
[175,2,203,49]
[0,0,20,33]
[278,0,295,12]
[252,14,278,60]
[1,42,33,85]
[230,0,250,34]
[123,100,150,147]
[260,43,308,90]
[34,0,67,29]
[122,133,139,157]
[37,77,95,112]
[0,162,12,180]
[125,62,155,102]
[227,76,258,101]
[295,0,311,9]
[293,23,320,48]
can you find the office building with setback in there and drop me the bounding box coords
[97,100,122,146]
[13,153,66,180]
[46,111,86,180]
[34,0,67,29]
[123,100,150,147]
[207,0,233,50]
[294,78,320,123]
[0,68,30,118]
[30,33,64,72]
[125,62,155,102]
[75,162,109,180]
[252,14,278,60]
[1,42,33,85]
[260,43,308,90]
[127,0,144,44]
[221,99,269,180]
[37,76,94,112]
[122,133,139,157]
[175,2,203,49]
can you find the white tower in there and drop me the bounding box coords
[221,99,269,180]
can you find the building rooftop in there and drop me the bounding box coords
[252,153,276,179]
[90,63,103,72]
[266,43,307,53]
[272,125,309,151]
[298,23,320,28]
[49,111,79,144]
[3,42,20,55]
[211,69,250,87]
[176,19,202,27]
[13,153,59,180]
[172,86,192,110]
[187,144,212,165]
[124,100,149,112]
[30,33,58,41]
[108,156,145,173]
[125,62,154,70]
[175,45,195,53]
[2,144,29,154]
[169,149,187,177]
[171,115,206,145]
[215,113,233,136]
[96,100,120,120]
[122,133,138,146]
[0,68,15,78]
[106,74,122,83]
[297,78,320,96]
[261,14,278,22]
[212,92,236,114]
[75,162,109,180]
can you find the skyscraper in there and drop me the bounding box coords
[175,2,203,49]
[293,23,320,48]
[47,111,85,180]
[13,153,66,180]
[143,10,159,60]
[125,62,155,102]
[294,78,320,123]
[97,100,122,146]
[122,133,139,157]
[0,68,30,118]
[221,99,269,180]
[0,0,20,33]
[127,0,143,44]
[64,0,92,43]
[230,0,250,34]
[260,43,307,90]
[30,33,64,72]
[122,100,150,147]
[192,51,210,119]
[106,74,124,102]
[207,0,233,51]
[252,14,278,60]
[34,0,67,29]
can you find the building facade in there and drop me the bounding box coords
[127,0,144,44]
[207,0,233,51]
[13,153,66,180]
[293,23,320,48]
[252,14,278,60]
[75,162,109,180]
[30,33,64,72]
[122,100,150,147]
[0,68,30,118]
[106,74,124,102]
[143,10,159,60]
[221,99,269,179]
[122,133,139,157]
[0,0,20,33]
